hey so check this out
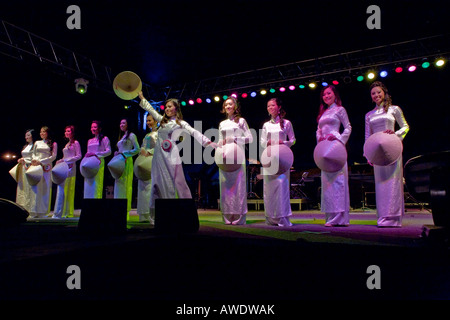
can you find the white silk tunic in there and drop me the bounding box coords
[16,143,34,212]
[136,130,158,221]
[114,132,139,215]
[53,141,82,218]
[316,104,352,225]
[260,117,296,226]
[83,136,111,199]
[140,99,212,224]
[365,104,409,227]
[30,140,57,217]
[218,117,253,224]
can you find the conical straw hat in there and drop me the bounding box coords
[25,165,43,186]
[134,154,152,181]
[214,143,245,172]
[313,140,347,172]
[9,164,21,182]
[113,71,142,100]
[261,144,294,175]
[80,156,100,179]
[51,161,69,185]
[364,132,402,166]
[108,154,126,179]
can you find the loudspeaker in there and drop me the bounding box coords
[155,198,199,234]
[430,166,450,227]
[0,198,29,227]
[78,199,127,234]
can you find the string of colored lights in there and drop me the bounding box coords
[175,57,447,108]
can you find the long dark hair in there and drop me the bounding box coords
[65,125,76,141]
[64,125,76,150]
[160,98,183,127]
[370,81,392,112]
[23,129,38,150]
[268,97,287,129]
[317,85,342,123]
[41,126,54,152]
[92,120,105,142]
[221,96,241,123]
[118,118,131,142]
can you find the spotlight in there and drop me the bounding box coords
[241,93,248,98]
[196,98,202,104]
[279,87,285,92]
[188,99,194,105]
[308,82,316,88]
[260,89,267,95]
[356,75,364,82]
[181,101,187,106]
[3,153,17,160]
[206,98,212,103]
[436,58,445,67]
[231,93,237,98]
[421,60,430,69]
[214,96,220,102]
[380,70,388,78]
[367,72,375,80]
[407,64,417,72]
[269,88,276,93]
[222,95,228,100]
[299,84,305,89]
[395,66,403,73]
[75,78,89,94]
[332,80,339,85]
[321,82,328,87]
[289,85,295,91]
[250,92,257,97]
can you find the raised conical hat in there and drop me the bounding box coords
[80,156,100,179]
[214,143,245,172]
[313,140,347,172]
[134,154,152,181]
[261,144,294,175]
[113,71,142,100]
[107,154,126,179]
[51,161,69,185]
[25,165,43,186]
[364,132,402,166]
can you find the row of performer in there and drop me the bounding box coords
[10,80,409,227]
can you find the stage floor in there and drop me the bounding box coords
[1,207,449,301]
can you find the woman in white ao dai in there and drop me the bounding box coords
[83,121,111,199]
[136,114,158,223]
[218,97,253,225]
[260,98,296,226]
[53,125,82,218]
[365,81,409,227]
[30,126,57,217]
[15,129,38,212]
[113,118,140,217]
[316,86,352,226]
[139,94,216,224]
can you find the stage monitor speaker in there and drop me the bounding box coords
[430,166,450,228]
[0,198,29,227]
[155,198,199,234]
[78,199,127,235]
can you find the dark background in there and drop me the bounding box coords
[1,0,449,208]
